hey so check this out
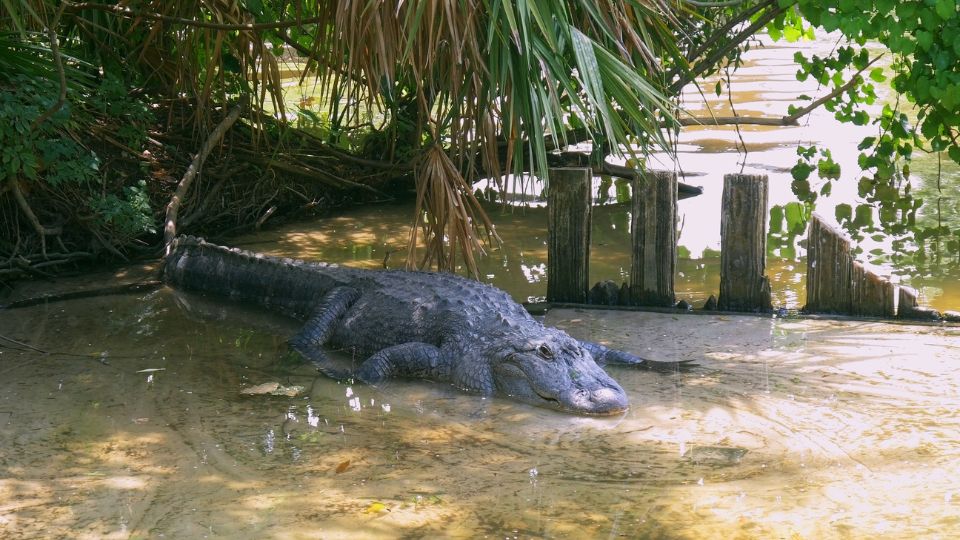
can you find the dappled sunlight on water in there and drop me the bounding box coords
[2,290,960,538]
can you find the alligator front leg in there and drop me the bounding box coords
[289,286,362,379]
[579,340,692,372]
[355,342,450,383]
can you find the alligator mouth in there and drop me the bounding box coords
[496,362,628,415]
[536,385,629,415]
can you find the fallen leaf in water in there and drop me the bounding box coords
[335,460,351,473]
[240,382,280,395]
[270,385,304,397]
[240,382,304,397]
[364,502,388,514]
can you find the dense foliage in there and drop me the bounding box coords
[1,0,959,278]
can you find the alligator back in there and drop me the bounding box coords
[162,236,533,346]
[163,236,350,318]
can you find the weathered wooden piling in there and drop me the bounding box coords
[547,168,592,303]
[898,286,942,320]
[718,173,772,312]
[805,214,853,314]
[851,262,895,317]
[806,214,897,317]
[630,170,677,306]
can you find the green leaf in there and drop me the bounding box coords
[935,0,956,20]
[769,205,785,234]
[791,162,812,182]
[948,145,960,165]
[835,203,853,223]
[784,202,808,234]
[857,136,876,151]
[869,67,886,82]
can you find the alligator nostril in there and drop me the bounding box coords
[591,387,619,403]
[590,387,628,412]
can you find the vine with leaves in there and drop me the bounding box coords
[773,0,960,270]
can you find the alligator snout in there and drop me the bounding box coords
[565,385,629,415]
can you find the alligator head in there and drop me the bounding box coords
[489,328,629,415]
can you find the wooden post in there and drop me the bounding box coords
[630,170,677,306]
[898,286,942,320]
[805,214,853,314]
[547,168,591,303]
[718,173,772,312]
[851,262,895,317]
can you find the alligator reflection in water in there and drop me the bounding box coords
[2,291,959,538]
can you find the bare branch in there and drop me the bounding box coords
[670,2,785,94]
[7,177,62,257]
[783,54,884,123]
[678,115,798,126]
[679,54,885,128]
[164,103,244,253]
[30,2,68,132]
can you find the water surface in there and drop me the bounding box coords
[2,290,958,538]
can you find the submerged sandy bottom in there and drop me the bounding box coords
[1,289,959,539]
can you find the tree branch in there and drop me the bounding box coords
[273,29,369,88]
[670,2,786,94]
[782,54,884,124]
[7,177,62,257]
[30,2,68,132]
[163,103,244,253]
[678,115,799,126]
[679,54,885,128]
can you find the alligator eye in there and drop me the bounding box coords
[537,344,554,360]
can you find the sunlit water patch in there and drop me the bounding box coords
[2,287,960,538]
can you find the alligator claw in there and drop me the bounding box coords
[289,341,354,381]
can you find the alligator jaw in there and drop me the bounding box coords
[494,359,629,415]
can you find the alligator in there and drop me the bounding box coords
[163,236,686,415]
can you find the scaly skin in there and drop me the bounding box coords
[163,236,685,415]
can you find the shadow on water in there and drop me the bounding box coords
[2,285,960,538]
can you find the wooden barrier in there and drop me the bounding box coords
[805,214,854,314]
[851,262,895,317]
[566,167,959,322]
[718,173,772,312]
[547,168,591,303]
[630,170,677,306]
[806,214,899,317]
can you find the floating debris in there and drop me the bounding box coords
[240,382,304,397]
[364,501,389,514]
